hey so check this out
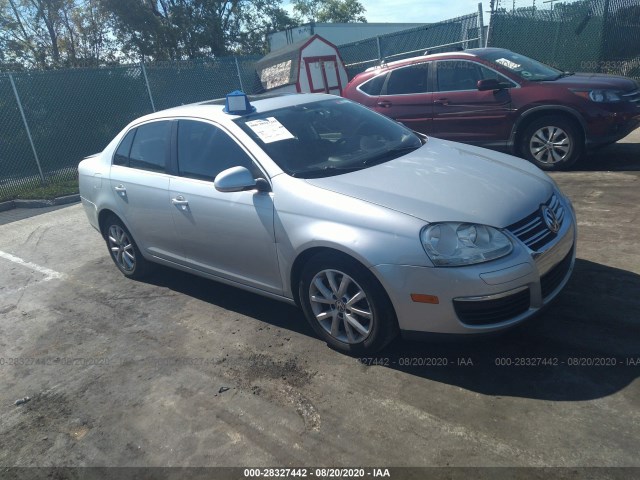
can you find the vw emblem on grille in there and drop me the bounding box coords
[541,205,560,234]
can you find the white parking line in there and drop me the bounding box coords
[0,250,66,281]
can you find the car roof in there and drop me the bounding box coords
[130,92,340,126]
[361,47,512,75]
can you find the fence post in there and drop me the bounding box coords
[235,57,245,92]
[485,2,494,47]
[376,36,383,63]
[140,61,156,112]
[598,0,611,73]
[478,3,486,48]
[9,74,46,185]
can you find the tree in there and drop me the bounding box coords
[233,0,297,54]
[97,0,296,61]
[293,0,367,23]
[0,0,64,68]
[610,4,640,26]
[0,0,117,69]
[0,0,316,69]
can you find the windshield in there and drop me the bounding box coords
[479,50,563,81]
[234,99,423,178]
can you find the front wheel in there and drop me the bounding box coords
[521,116,582,171]
[299,254,398,354]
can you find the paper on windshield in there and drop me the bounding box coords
[245,117,295,143]
[495,58,520,70]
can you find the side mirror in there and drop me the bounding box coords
[477,78,509,91]
[214,166,269,193]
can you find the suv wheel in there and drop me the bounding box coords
[521,115,582,170]
[299,253,398,354]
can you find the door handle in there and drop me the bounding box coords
[377,100,392,108]
[171,195,189,210]
[114,185,126,196]
[434,98,450,105]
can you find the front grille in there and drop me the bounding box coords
[540,248,574,299]
[622,89,640,104]
[507,194,565,252]
[454,288,531,326]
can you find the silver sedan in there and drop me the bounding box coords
[79,93,576,353]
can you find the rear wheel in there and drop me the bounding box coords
[103,215,151,279]
[299,253,398,354]
[521,115,582,171]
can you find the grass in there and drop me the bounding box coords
[0,178,79,203]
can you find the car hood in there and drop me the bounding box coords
[305,139,554,228]
[541,73,638,91]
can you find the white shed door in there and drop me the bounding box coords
[304,55,343,95]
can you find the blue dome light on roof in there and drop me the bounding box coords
[223,90,256,115]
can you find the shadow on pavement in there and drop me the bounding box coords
[147,258,639,402]
[578,140,640,171]
[378,258,640,401]
[147,265,315,338]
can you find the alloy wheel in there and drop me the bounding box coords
[308,269,373,344]
[529,126,571,164]
[108,224,136,272]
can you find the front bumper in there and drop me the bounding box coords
[585,100,640,149]
[373,199,576,335]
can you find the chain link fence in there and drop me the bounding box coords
[0,56,262,201]
[0,75,42,195]
[0,12,486,201]
[4,1,638,201]
[338,12,485,80]
[488,0,640,81]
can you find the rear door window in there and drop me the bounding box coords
[384,63,430,95]
[128,121,171,173]
[436,60,517,91]
[359,74,387,96]
[113,129,136,166]
[436,61,483,92]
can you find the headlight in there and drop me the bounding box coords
[420,223,513,267]
[572,89,623,103]
[589,90,622,102]
[588,89,622,102]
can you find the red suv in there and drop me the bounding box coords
[342,48,640,170]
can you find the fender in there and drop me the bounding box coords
[507,105,587,153]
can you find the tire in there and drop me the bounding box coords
[102,214,151,279]
[520,115,583,171]
[299,253,398,354]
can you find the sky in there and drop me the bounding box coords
[283,0,487,24]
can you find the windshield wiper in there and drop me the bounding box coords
[543,71,575,81]
[363,144,421,165]
[295,144,421,178]
[298,165,366,178]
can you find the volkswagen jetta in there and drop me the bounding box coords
[79,93,576,353]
